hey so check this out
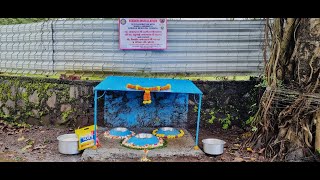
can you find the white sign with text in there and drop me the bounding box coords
[119,18,167,50]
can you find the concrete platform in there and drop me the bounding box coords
[81,127,204,162]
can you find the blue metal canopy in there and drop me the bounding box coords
[94,76,203,94]
[93,75,203,149]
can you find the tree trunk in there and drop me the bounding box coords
[246,18,320,161]
[315,110,320,152]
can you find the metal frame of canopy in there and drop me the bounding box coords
[93,76,203,149]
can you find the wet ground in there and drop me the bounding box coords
[0,120,268,162]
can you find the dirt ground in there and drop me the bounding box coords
[0,120,268,162]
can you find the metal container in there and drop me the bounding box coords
[135,133,153,139]
[115,127,128,132]
[57,133,80,155]
[160,127,174,131]
[202,138,226,155]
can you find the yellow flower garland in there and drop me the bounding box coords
[152,129,184,139]
[121,137,164,150]
[103,131,135,139]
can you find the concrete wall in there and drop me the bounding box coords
[0,76,261,129]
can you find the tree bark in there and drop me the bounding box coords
[246,18,320,161]
[315,110,320,152]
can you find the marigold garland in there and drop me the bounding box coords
[152,129,185,139]
[121,137,165,150]
[126,84,171,104]
[103,131,135,139]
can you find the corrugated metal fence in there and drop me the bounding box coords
[0,19,266,75]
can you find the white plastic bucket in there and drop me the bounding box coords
[202,138,226,155]
[57,133,80,155]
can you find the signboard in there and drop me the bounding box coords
[119,18,167,50]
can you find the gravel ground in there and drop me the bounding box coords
[0,120,268,162]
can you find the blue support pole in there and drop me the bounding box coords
[195,94,202,148]
[94,90,98,146]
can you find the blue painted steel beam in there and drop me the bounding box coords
[195,94,202,147]
[94,76,202,94]
[94,90,98,145]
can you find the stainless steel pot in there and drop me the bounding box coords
[202,138,226,155]
[57,133,80,155]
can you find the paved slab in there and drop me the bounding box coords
[81,127,205,162]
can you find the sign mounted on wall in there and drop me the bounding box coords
[119,18,167,50]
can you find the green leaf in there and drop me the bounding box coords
[222,123,229,130]
[251,126,258,132]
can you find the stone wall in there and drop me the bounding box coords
[0,76,99,127]
[0,76,261,129]
[188,79,262,130]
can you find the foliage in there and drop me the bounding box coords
[221,114,232,130]
[0,18,51,25]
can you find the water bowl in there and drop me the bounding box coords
[202,138,226,155]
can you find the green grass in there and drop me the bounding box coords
[0,72,254,81]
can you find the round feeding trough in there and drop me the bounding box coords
[104,127,135,139]
[152,127,184,139]
[121,133,164,150]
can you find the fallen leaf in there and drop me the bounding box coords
[21,145,32,152]
[40,131,45,133]
[234,151,241,157]
[241,132,252,139]
[18,136,25,142]
[258,148,265,154]
[32,145,46,151]
[250,157,256,161]
[231,144,240,150]
[233,157,244,162]
[26,139,34,145]
[246,147,254,153]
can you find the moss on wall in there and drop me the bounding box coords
[0,75,262,130]
[189,80,263,130]
[0,76,97,127]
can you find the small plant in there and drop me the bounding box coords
[246,115,259,132]
[246,116,254,125]
[220,114,232,130]
[193,106,198,113]
[254,76,267,88]
[208,111,216,124]
[251,126,258,132]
